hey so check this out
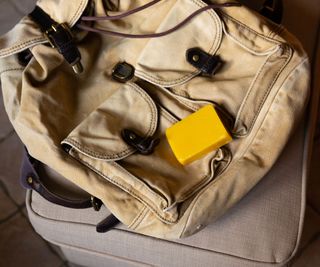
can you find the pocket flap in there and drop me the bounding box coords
[62,83,158,160]
[135,0,222,87]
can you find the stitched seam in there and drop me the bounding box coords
[246,47,292,132]
[63,138,133,159]
[178,151,220,201]
[62,83,158,159]
[70,0,86,25]
[219,11,280,44]
[0,67,24,76]
[234,49,277,127]
[0,38,46,57]
[128,205,147,229]
[130,206,149,230]
[135,0,221,85]
[221,20,279,56]
[73,152,164,214]
[109,161,165,204]
[72,153,177,223]
[245,46,292,132]
[133,208,150,230]
[235,45,291,132]
[159,107,178,124]
[239,56,309,158]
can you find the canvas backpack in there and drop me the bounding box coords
[0,0,310,239]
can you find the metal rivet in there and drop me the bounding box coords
[27,176,33,184]
[129,133,136,140]
[192,54,200,62]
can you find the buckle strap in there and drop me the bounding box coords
[29,6,83,74]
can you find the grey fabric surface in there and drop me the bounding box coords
[27,119,308,267]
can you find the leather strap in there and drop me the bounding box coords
[20,149,100,209]
[29,6,83,73]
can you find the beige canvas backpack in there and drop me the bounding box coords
[0,0,310,239]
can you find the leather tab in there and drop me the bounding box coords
[96,214,120,233]
[186,47,222,77]
[121,129,160,155]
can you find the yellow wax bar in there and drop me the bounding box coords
[166,105,232,165]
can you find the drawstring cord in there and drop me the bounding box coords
[77,2,241,39]
[82,0,162,21]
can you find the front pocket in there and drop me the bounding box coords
[135,0,222,87]
[62,83,229,223]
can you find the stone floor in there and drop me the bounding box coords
[0,0,319,267]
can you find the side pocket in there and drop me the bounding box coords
[61,82,229,224]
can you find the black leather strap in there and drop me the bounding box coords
[29,6,83,73]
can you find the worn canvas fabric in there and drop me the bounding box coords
[0,0,310,238]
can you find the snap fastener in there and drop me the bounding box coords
[192,54,200,62]
[27,176,33,184]
[112,62,135,83]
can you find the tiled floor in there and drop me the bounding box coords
[0,94,69,266]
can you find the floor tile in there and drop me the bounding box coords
[0,132,25,205]
[307,129,320,214]
[297,205,320,250]
[0,89,14,140]
[49,243,68,262]
[0,212,63,267]
[0,185,18,221]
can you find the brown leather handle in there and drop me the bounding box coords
[20,148,120,232]
[20,148,101,209]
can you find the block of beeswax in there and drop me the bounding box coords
[166,105,232,165]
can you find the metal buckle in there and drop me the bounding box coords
[44,23,72,49]
[44,23,83,74]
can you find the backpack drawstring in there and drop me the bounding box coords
[77,2,241,39]
[81,0,162,21]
